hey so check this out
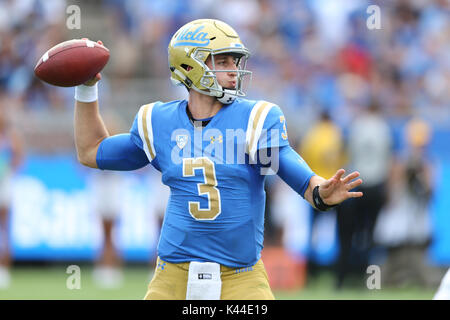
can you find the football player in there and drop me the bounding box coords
[73,19,363,299]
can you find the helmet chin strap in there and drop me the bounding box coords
[217,88,237,104]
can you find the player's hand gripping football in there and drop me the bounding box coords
[319,169,363,205]
[83,38,103,86]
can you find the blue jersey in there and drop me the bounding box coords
[129,98,310,267]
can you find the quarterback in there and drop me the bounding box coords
[73,19,363,299]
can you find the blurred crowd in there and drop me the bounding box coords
[0,0,449,126]
[0,0,449,290]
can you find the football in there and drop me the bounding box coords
[34,39,109,87]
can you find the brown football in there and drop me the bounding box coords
[34,39,109,87]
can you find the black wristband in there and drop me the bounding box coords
[312,185,337,211]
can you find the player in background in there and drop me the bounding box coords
[89,112,126,289]
[90,170,124,288]
[72,19,363,299]
[375,118,438,288]
[299,110,346,279]
[0,108,23,289]
[336,101,392,288]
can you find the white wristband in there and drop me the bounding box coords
[75,83,98,103]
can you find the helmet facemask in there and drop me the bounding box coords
[190,47,252,104]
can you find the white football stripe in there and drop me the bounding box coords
[86,40,95,48]
[144,102,157,160]
[137,103,156,161]
[43,51,49,62]
[249,103,274,159]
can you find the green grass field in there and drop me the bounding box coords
[274,272,436,300]
[0,265,437,300]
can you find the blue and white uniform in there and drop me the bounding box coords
[97,98,315,268]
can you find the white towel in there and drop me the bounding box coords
[186,261,222,300]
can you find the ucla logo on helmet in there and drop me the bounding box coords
[173,26,210,47]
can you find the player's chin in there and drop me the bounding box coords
[224,83,237,90]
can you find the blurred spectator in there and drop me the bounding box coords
[90,170,124,289]
[374,118,441,288]
[0,0,67,111]
[335,100,392,289]
[0,107,23,289]
[89,110,127,288]
[300,111,345,180]
[299,110,346,278]
[0,0,447,129]
[0,0,446,121]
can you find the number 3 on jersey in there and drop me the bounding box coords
[182,157,221,220]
